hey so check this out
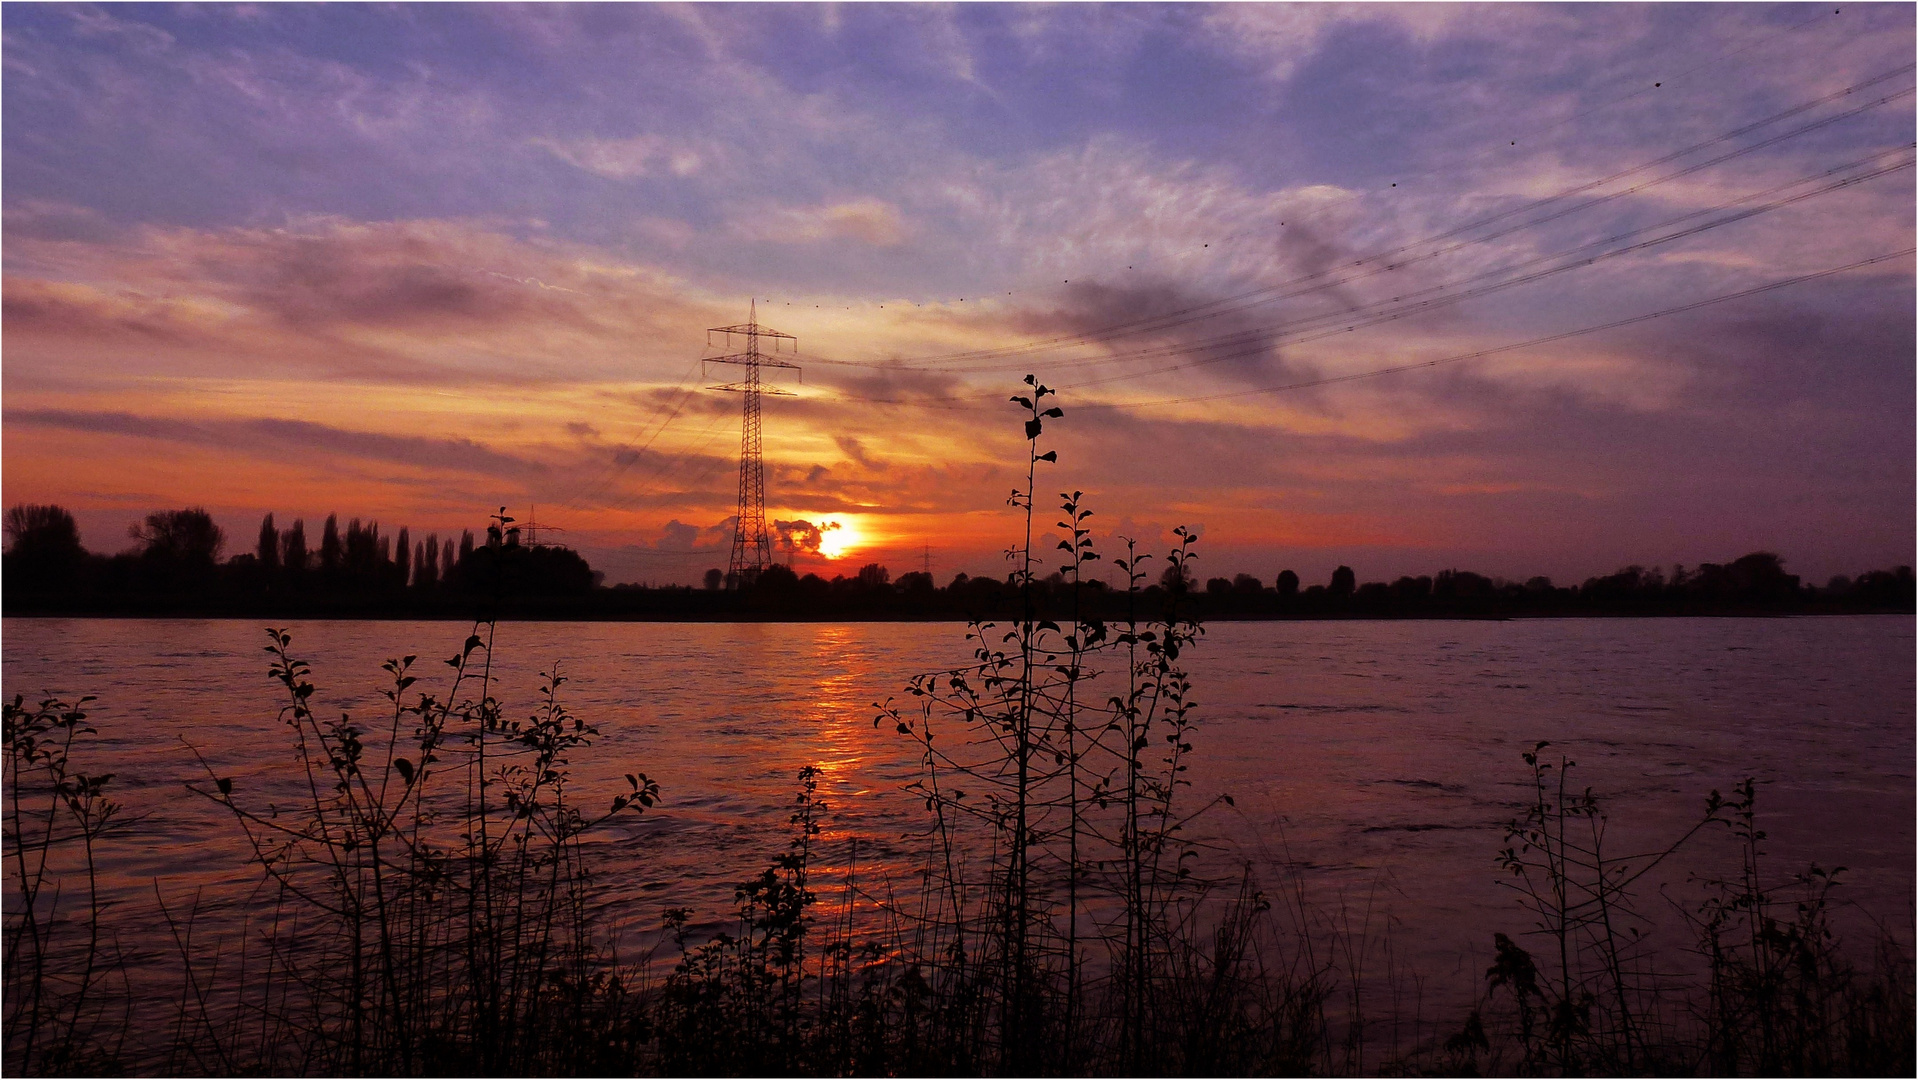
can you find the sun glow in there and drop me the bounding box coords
[816,520,854,559]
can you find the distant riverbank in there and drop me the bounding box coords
[10,503,1910,622]
[3,583,1910,622]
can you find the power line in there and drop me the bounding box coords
[796,63,1913,371]
[1057,152,1916,392]
[1075,246,1915,410]
[544,358,706,511]
[798,148,1911,405]
[904,146,1914,387]
[795,239,1912,414]
[749,7,1873,321]
[587,409,738,515]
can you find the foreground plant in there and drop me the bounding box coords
[2,693,129,1075]
[172,623,657,1074]
[866,376,1274,1074]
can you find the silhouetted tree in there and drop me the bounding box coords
[125,508,225,593]
[6,504,83,561]
[257,513,280,574]
[343,518,380,578]
[1159,562,1193,594]
[282,519,309,576]
[703,568,723,591]
[130,509,225,565]
[395,526,410,586]
[455,541,594,597]
[1728,551,1797,601]
[1853,566,1915,607]
[319,514,342,576]
[755,564,799,592]
[1582,565,1662,603]
[856,563,891,589]
[1232,573,1263,595]
[1275,569,1299,598]
[458,530,475,564]
[1433,569,1494,600]
[1329,565,1356,597]
[1205,577,1233,596]
[1393,575,1433,601]
[4,504,86,594]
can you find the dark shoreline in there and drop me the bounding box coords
[4,601,1910,623]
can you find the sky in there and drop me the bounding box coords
[4,2,1913,588]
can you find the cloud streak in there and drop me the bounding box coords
[7,408,551,479]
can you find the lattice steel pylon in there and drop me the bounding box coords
[705,301,799,588]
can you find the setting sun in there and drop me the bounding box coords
[816,520,853,559]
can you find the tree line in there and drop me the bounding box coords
[3,502,1909,619]
[660,550,1912,620]
[2,505,594,616]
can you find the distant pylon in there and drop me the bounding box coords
[520,503,566,547]
[705,301,799,588]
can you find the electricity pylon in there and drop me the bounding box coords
[705,302,799,588]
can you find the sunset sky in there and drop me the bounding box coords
[5,3,1912,588]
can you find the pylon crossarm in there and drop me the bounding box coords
[704,353,801,370]
[708,382,796,396]
[707,322,795,339]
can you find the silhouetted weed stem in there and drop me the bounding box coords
[865,376,1241,1073]
[1057,486,1101,1055]
[167,621,657,1073]
[3,691,131,1074]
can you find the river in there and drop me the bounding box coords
[4,614,1911,1061]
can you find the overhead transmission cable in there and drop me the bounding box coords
[799,62,1913,371]
[1015,145,1917,376]
[542,358,705,512]
[564,377,707,507]
[588,407,737,516]
[751,6,1868,324]
[1078,246,1916,410]
[1105,4,1877,281]
[802,144,1912,403]
[1057,151,1917,391]
[838,142,1915,388]
[1365,4,1864,190]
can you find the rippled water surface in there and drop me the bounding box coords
[5,615,1912,1017]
